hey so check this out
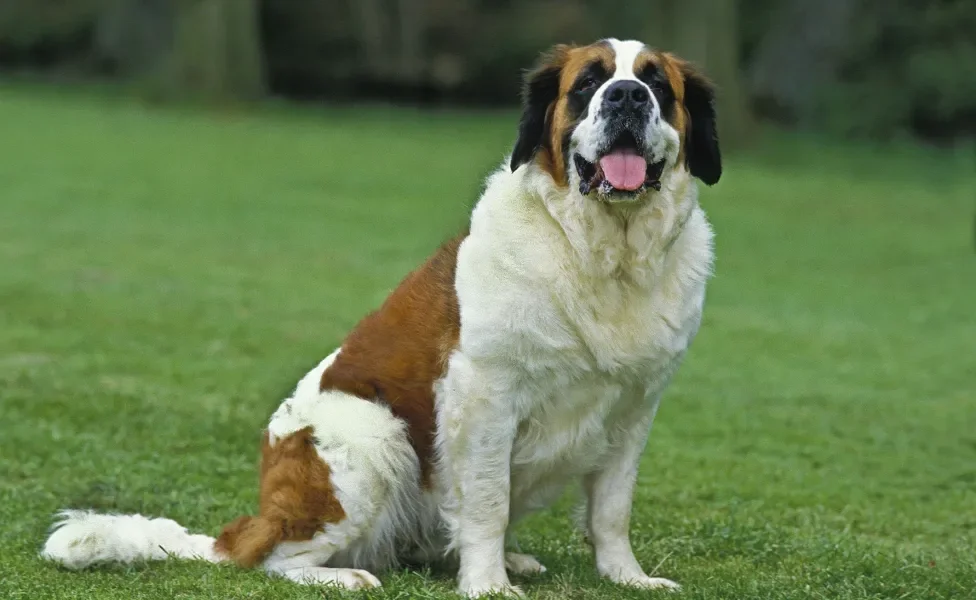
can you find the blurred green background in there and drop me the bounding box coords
[2,0,975,143]
[1,2,975,600]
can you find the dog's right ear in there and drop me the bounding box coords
[510,46,570,172]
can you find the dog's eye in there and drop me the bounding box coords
[576,76,599,92]
[641,69,673,100]
[652,79,674,103]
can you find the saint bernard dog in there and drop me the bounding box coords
[42,38,721,597]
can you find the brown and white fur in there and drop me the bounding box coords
[42,38,722,597]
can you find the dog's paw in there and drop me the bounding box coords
[282,567,382,589]
[616,575,681,591]
[458,580,525,598]
[504,552,546,575]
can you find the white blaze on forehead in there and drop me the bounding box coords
[606,38,647,80]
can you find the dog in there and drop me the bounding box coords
[42,38,721,597]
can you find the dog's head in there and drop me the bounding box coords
[510,39,721,202]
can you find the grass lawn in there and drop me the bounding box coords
[1,84,974,599]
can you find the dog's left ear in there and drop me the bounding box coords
[681,65,722,186]
[510,45,569,172]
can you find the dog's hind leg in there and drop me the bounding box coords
[278,565,382,589]
[216,387,428,589]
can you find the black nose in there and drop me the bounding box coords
[603,80,650,112]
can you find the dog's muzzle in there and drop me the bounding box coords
[575,81,665,197]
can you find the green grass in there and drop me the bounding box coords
[1,84,974,600]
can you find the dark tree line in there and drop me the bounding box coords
[1,0,973,141]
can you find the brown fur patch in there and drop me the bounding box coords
[558,44,616,96]
[319,235,466,486]
[536,43,615,186]
[215,428,346,568]
[653,51,690,164]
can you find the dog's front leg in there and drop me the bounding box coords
[583,398,680,591]
[441,361,520,598]
[454,409,519,597]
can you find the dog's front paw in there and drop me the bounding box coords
[614,574,681,591]
[458,579,525,598]
[504,552,546,575]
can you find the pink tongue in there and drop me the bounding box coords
[599,152,647,191]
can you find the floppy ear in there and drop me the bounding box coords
[510,46,568,172]
[681,65,722,185]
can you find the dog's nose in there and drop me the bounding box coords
[603,80,650,112]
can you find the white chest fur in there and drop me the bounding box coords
[435,163,714,527]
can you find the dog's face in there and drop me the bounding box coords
[511,39,721,202]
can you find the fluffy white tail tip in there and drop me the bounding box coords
[41,510,220,569]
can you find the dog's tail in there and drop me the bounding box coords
[41,510,225,569]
